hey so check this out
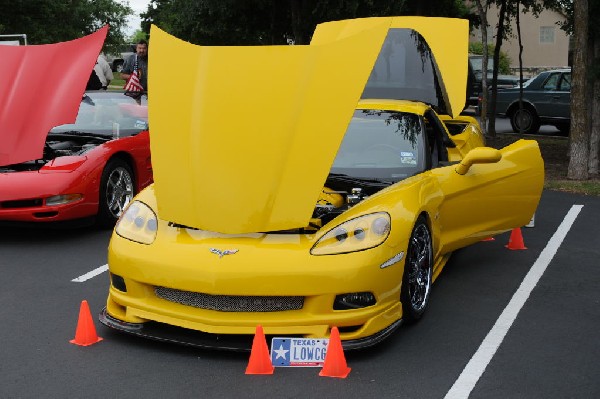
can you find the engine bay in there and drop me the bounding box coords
[306,175,393,233]
[0,135,108,173]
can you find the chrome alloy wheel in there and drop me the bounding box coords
[405,223,433,313]
[105,166,134,218]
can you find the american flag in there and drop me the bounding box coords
[124,68,144,92]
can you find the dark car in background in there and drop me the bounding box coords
[493,68,571,135]
[467,54,520,107]
[103,44,135,72]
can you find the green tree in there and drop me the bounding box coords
[141,0,473,45]
[0,0,131,50]
[402,0,472,18]
[468,42,512,74]
[130,29,148,43]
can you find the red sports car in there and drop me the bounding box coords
[0,91,152,227]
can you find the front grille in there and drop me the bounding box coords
[155,286,304,312]
[1,199,43,209]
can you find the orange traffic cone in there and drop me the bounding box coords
[245,325,274,375]
[505,228,527,250]
[319,327,351,378]
[481,237,495,242]
[70,300,103,346]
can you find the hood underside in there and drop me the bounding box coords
[0,26,108,166]
[148,17,468,234]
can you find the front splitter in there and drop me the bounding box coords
[99,307,401,351]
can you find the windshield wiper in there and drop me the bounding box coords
[43,142,57,160]
[327,173,392,187]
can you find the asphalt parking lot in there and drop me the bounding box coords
[0,189,598,399]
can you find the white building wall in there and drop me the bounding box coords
[470,5,570,76]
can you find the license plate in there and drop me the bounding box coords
[270,337,329,367]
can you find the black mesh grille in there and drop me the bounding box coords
[1,199,43,209]
[155,286,304,312]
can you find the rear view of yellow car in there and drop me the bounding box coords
[100,17,544,350]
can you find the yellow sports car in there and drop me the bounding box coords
[100,17,544,350]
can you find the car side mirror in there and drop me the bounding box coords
[455,147,502,175]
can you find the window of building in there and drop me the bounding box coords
[540,26,555,44]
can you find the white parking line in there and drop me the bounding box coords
[445,205,584,399]
[71,264,108,282]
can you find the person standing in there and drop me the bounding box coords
[121,39,148,92]
[95,54,114,90]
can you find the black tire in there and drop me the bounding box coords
[400,216,433,323]
[97,159,135,227]
[556,123,570,136]
[509,106,541,134]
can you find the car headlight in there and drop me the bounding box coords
[115,201,158,244]
[310,212,391,255]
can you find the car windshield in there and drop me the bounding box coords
[49,91,149,138]
[331,109,425,182]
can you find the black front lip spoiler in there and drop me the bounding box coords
[99,307,402,352]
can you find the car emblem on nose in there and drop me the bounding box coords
[209,248,239,258]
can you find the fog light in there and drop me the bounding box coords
[110,273,127,292]
[46,194,83,206]
[333,292,376,310]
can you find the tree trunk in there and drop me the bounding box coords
[289,0,306,44]
[589,35,600,175]
[516,0,524,138]
[488,0,508,138]
[568,0,590,180]
[474,0,488,136]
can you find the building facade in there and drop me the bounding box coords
[470,5,570,77]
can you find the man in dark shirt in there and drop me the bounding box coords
[121,39,148,91]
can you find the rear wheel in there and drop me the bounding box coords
[400,216,433,322]
[510,106,540,134]
[97,159,134,227]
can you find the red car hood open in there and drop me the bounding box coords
[0,26,108,167]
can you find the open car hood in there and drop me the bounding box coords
[0,26,108,166]
[148,18,468,234]
[313,17,468,117]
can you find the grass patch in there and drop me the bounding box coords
[545,180,600,196]
[108,73,125,90]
